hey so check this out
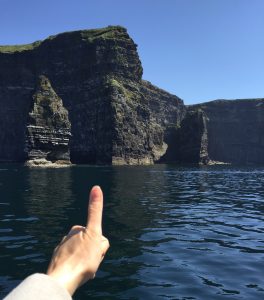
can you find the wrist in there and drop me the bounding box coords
[47,269,78,296]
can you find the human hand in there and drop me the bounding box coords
[47,186,110,295]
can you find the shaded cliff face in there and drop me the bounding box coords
[192,99,264,165]
[109,78,185,164]
[161,109,209,164]
[0,26,184,164]
[25,76,71,163]
[160,99,264,166]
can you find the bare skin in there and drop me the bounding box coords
[47,186,110,296]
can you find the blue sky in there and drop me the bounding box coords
[0,0,263,104]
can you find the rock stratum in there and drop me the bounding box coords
[0,26,263,165]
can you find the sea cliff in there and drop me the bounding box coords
[0,26,263,165]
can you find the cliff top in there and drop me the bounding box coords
[0,25,127,53]
[189,98,264,108]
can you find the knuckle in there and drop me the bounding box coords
[106,239,110,248]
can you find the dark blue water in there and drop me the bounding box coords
[0,164,264,299]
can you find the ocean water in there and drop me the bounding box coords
[0,164,264,300]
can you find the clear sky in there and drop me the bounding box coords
[0,0,263,104]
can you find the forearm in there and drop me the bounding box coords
[4,273,72,300]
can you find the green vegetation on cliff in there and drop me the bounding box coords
[0,41,41,53]
[0,26,126,53]
[81,26,127,42]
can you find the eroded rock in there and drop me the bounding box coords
[25,76,71,166]
[0,26,263,166]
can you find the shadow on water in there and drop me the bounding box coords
[1,164,264,299]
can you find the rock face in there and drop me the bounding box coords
[161,109,209,164]
[0,26,185,164]
[191,99,264,165]
[25,75,71,164]
[0,26,263,165]
[110,78,185,164]
[165,99,264,165]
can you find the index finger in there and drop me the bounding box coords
[86,185,103,234]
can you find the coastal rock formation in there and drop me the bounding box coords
[109,78,185,164]
[161,109,209,164]
[0,26,263,165]
[166,99,264,165]
[25,75,71,166]
[0,26,184,165]
[191,99,264,165]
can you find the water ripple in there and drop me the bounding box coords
[1,165,264,299]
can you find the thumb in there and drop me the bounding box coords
[86,186,103,234]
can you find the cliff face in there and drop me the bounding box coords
[0,27,263,166]
[109,78,185,164]
[0,26,185,164]
[161,109,209,164]
[166,99,264,165]
[192,99,264,165]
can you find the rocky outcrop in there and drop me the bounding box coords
[191,99,264,165]
[0,26,263,165]
[25,75,71,165]
[161,109,209,164]
[0,26,184,165]
[166,99,264,165]
[109,78,185,164]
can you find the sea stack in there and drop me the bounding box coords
[25,75,71,167]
